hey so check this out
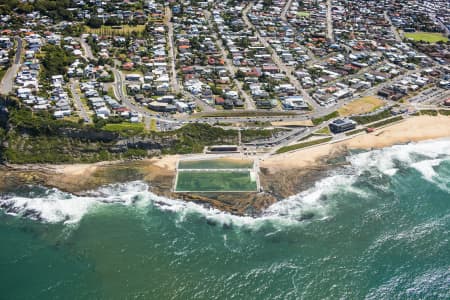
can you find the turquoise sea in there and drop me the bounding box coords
[1,139,450,299]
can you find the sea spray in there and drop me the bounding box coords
[1,139,450,227]
[1,139,450,299]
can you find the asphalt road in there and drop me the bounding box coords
[165,7,180,94]
[70,79,92,123]
[243,2,321,111]
[326,0,334,42]
[281,0,293,21]
[0,37,22,95]
[14,37,22,64]
[79,36,95,60]
[204,9,255,110]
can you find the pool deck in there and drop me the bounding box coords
[173,157,261,193]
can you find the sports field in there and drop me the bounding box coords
[175,171,257,192]
[338,96,385,117]
[404,32,449,43]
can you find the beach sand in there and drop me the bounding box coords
[2,115,449,214]
[262,115,450,171]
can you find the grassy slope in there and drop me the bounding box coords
[276,137,333,154]
[103,122,145,137]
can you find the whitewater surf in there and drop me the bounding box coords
[1,139,449,299]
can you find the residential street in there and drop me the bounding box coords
[281,0,293,21]
[384,11,403,42]
[0,37,22,95]
[242,2,321,111]
[70,79,92,123]
[204,10,255,110]
[165,6,180,94]
[326,0,334,42]
[79,35,95,60]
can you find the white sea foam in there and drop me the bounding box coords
[0,175,358,227]
[0,182,149,224]
[347,138,450,178]
[1,139,449,226]
[411,159,442,182]
[263,173,357,220]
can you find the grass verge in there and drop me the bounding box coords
[370,116,403,128]
[351,109,391,124]
[312,111,339,125]
[345,128,366,136]
[276,137,333,154]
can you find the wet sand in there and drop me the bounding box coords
[262,115,450,172]
[1,115,450,215]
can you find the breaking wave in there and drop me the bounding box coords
[1,139,449,226]
[347,138,450,192]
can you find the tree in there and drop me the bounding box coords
[86,17,103,29]
[41,45,74,79]
[235,70,245,80]
[105,17,120,26]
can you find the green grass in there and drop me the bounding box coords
[297,11,310,17]
[345,128,366,136]
[0,68,7,82]
[404,32,449,43]
[370,116,403,128]
[241,128,287,143]
[351,110,391,124]
[276,137,333,154]
[175,171,257,192]
[149,119,157,131]
[439,109,450,116]
[102,122,145,136]
[314,127,331,135]
[178,159,253,170]
[419,110,438,116]
[312,111,339,126]
[107,87,116,99]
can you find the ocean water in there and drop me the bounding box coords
[1,139,450,299]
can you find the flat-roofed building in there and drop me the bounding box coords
[329,119,356,133]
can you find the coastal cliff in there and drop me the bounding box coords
[2,95,450,216]
[0,98,240,163]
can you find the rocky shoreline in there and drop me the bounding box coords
[0,154,344,216]
[1,115,450,216]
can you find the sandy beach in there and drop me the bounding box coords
[262,115,450,171]
[1,115,449,214]
[4,115,449,179]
